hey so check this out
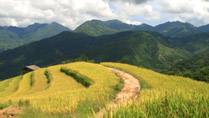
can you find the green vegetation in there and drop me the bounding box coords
[165,52,209,82]
[74,20,118,36]
[0,22,70,51]
[30,72,35,86]
[60,67,94,87]
[75,20,209,38]
[0,31,201,80]
[101,62,209,118]
[44,69,52,84]
[0,103,11,109]
[155,21,197,38]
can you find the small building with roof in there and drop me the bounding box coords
[22,65,40,73]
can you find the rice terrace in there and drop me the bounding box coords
[0,62,208,117]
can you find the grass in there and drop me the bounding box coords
[60,67,94,87]
[101,62,209,118]
[0,103,10,109]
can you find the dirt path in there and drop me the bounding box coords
[95,67,140,118]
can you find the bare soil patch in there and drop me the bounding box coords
[0,107,23,118]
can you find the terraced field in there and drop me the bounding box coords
[0,76,22,97]
[0,62,208,118]
[101,62,209,118]
[0,62,122,117]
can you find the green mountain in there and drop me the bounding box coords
[74,20,118,36]
[102,19,135,31]
[165,52,209,82]
[133,23,155,31]
[155,21,197,38]
[0,22,70,51]
[74,20,209,38]
[162,32,209,54]
[0,31,190,80]
[198,24,209,32]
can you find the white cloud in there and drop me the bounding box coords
[0,0,118,29]
[160,0,193,14]
[0,0,208,29]
[109,0,152,4]
[110,2,160,22]
[0,0,157,29]
[125,20,141,25]
[159,0,209,26]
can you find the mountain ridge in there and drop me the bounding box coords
[74,19,209,38]
[0,22,71,52]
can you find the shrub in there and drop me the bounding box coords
[30,72,35,86]
[0,103,9,109]
[60,67,94,87]
[44,69,53,84]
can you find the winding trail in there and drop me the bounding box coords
[95,67,140,118]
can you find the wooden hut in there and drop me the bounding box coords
[22,65,40,73]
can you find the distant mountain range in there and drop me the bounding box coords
[75,19,209,38]
[0,19,208,82]
[0,22,70,52]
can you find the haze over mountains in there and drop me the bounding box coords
[0,19,208,82]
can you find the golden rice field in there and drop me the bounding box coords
[0,76,22,98]
[101,62,209,118]
[0,62,208,118]
[0,62,121,117]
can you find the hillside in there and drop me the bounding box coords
[101,63,209,118]
[165,52,209,82]
[132,23,155,31]
[0,22,70,51]
[0,62,208,117]
[0,62,122,117]
[198,24,209,32]
[0,31,190,80]
[162,32,209,54]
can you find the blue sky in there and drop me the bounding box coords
[0,0,208,29]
